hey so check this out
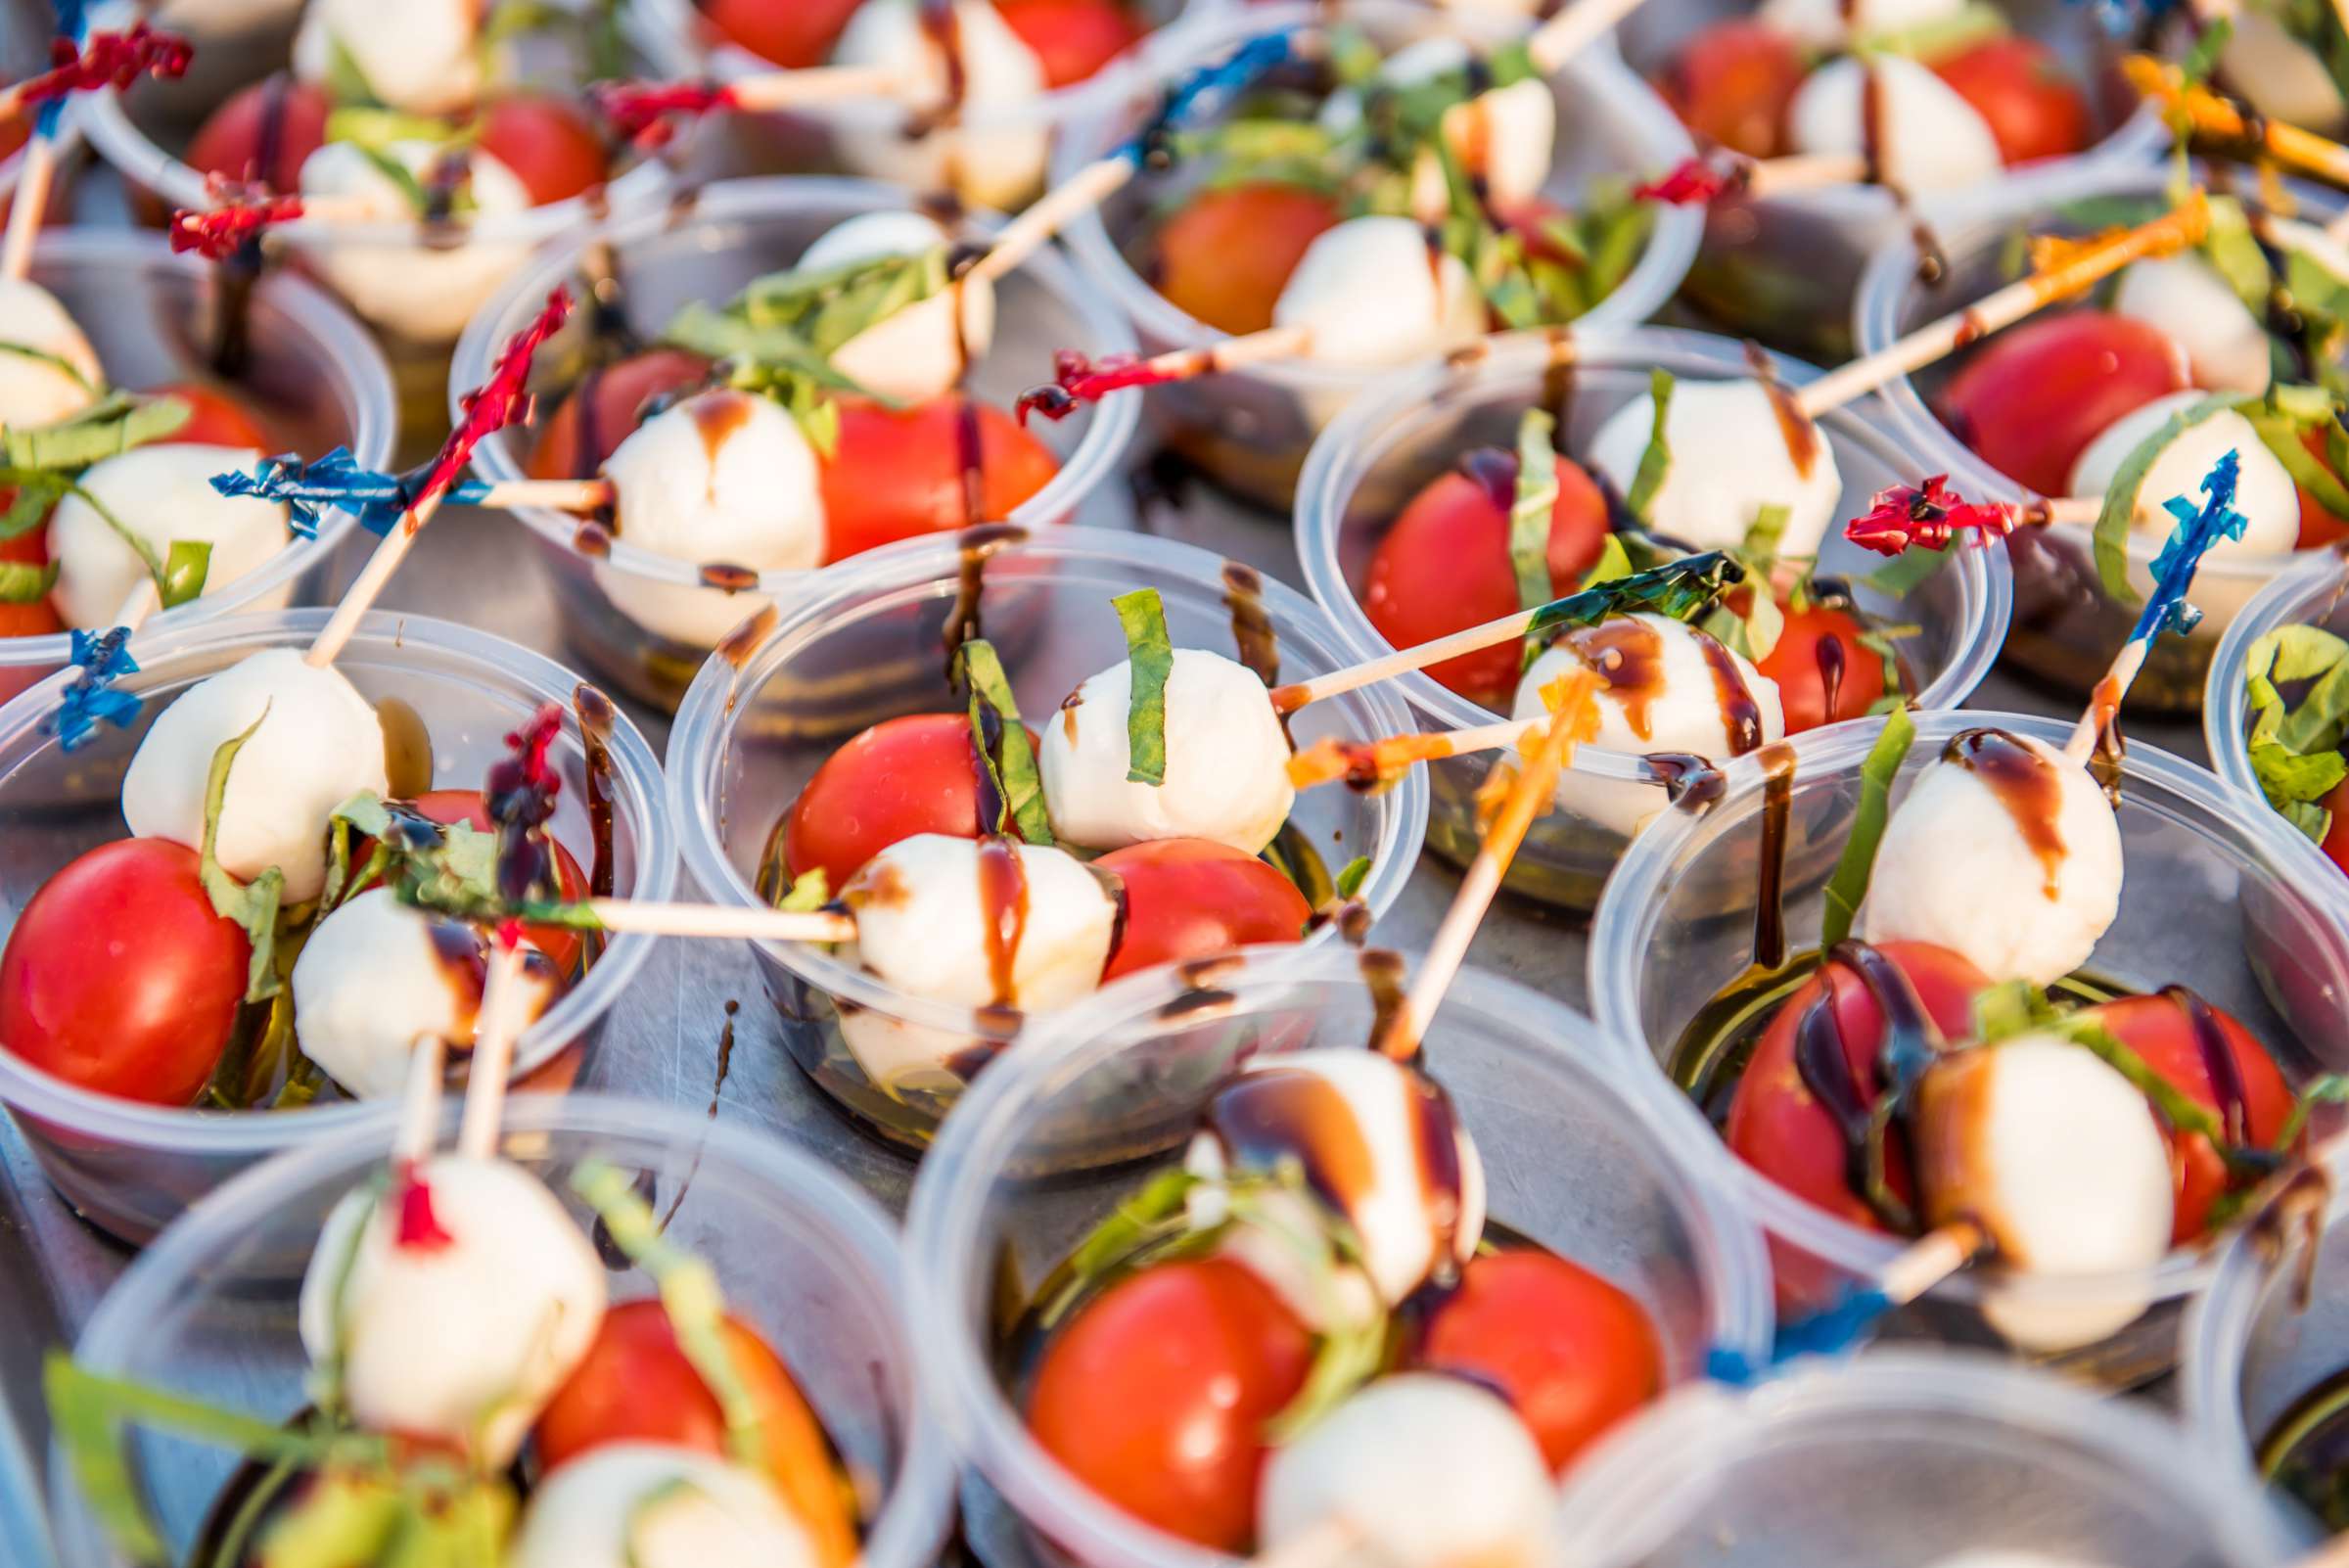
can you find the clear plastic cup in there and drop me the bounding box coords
[47,1091,957,1568]
[666,525,1431,1151]
[1050,0,1703,512]
[1296,325,2011,909]
[1588,707,2349,1385]
[0,227,395,708]
[2204,544,2349,881]
[0,0,80,208]
[0,607,679,1245]
[1856,162,2338,714]
[903,944,1776,1568]
[454,174,1144,712]
[1554,1346,2313,1568]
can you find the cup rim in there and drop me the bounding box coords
[453,174,1144,593]
[2203,543,2349,833]
[665,523,1432,1036]
[1586,703,2349,1307]
[1294,323,2015,782]
[1047,0,1704,394]
[0,607,679,1151]
[50,1090,960,1568]
[902,941,1778,1568]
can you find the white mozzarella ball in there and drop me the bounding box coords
[2111,256,2270,394]
[1757,0,1967,50]
[1587,378,1844,558]
[1038,648,1295,854]
[291,889,560,1099]
[298,142,533,345]
[0,278,103,429]
[513,1444,819,1568]
[1786,57,2003,192]
[1914,1037,2174,1352]
[293,0,483,115]
[830,0,1050,209]
[2066,394,2299,560]
[121,648,391,902]
[840,833,1116,1012]
[798,210,993,405]
[1273,216,1486,368]
[49,444,292,629]
[1862,728,2121,987]
[298,1155,606,1464]
[2221,9,2349,137]
[597,390,824,647]
[1259,1375,1553,1568]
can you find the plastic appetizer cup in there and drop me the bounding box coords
[0,607,677,1245]
[1588,708,2349,1386]
[47,1092,958,1568]
[1554,1347,2311,1568]
[2206,544,2349,873]
[904,944,1776,1568]
[0,0,79,208]
[1857,162,2342,714]
[1296,325,2010,910]
[455,174,1143,712]
[0,228,393,708]
[1051,0,1702,513]
[667,525,1430,1152]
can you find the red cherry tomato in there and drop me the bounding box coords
[1362,457,1612,709]
[146,383,271,450]
[1938,312,2189,497]
[1027,1258,1313,1551]
[187,75,332,193]
[703,0,862,67]
[783,713,1035,891]
[1152,183,1341,337]
[2295,427,2349,548]
[1930,37,2092,167]
[1656,21,1805,160]
[816,396,1060,564]
[1410,1249,1661,1473]
[401,790,593,975]
[535,1300,859,1568]
[2320,777,2349,876]
[477,94,611,208]
[1095,839,1312,982]
[526,350,713,482]
[0,521,61,641]
[0,839,251,1104]
[994,0,1148,88]
[1756,598,1886,733]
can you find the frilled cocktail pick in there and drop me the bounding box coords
[213,447,609,538]
[166,182,310,262]
[0,17,189,127]
[49,625,139,752]
[1632,152,1867,206]
[1842,475,2022,556]
[2124,55,2349,190]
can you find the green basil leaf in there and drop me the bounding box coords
[2249,737,2348,812]
[3,393,188,473]
[2245,402,2349,517]
[0,558,55,603]
[1741,577,1786,663]
[0,471,66,540]
[1577,532,1634,593]
[2201,198,2277,320]
[1743,503,1791,565]
[160,539,211,611]
[1113,587,1174,788]
[1333,854,1371,899]
[324,105,475,154]
[349,144,431,211]
[1819,704,1916,948]
[775,866,831,912]
[2092,392,2238,605]
[1624,369,1675,523]
[1853,0,2007,60]
[1860,536,1958,598]
[1508,408,1559,671]
[198,709,287,1002]
[956,637,1053,846]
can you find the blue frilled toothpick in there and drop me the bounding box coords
[212,448,608,538]
[51,625,139,752]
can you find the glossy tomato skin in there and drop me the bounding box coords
[535,1299,858,1568]
[996,0,1148,88]
[187,76,332,192]
[149,383,271,450]
[816,397,1060,564]
[1657,20,1805,160]
[1938,312,2189,497]
[2295,427,2349,548]
[0,522,61,642]
[1152,183,1341,337]
[0,839,251,1104]
[1757,598,1886,733]
[1027,1258,1313,1551]
[783,713,1015,891]
[2323,778,2349,875]
[1930,37,2092,167]
[1095,839,1313,982]
[703,0,863,68]
[477,94,611,208]
[405,790,593,975]
[1362,458,1611,708]
[526,350,712,482]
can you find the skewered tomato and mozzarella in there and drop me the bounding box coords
[705,0,1147,86]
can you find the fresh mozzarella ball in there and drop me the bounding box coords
[2111,256,2270,394]
[121,648,391,902]
[513,1444,819,1568]
[1862,728,2121,987]
[797,210,993,405]
[291,890,560,1099]
[1038,648,1295,854]
[2066,393,2300,561]
[1318,40,1556,216]
[0,278,103,429]
[1273,216,1486,368]
[830,0,1049,210]
[1258,1375,1553,1568]
[2221,8,2349,138]
[597,390,824,647]
[1758,0,1967,50]
[1185,1047,1486,1331]
[293,0,483,115]
[1914,1037,2174,1352]
[1586,378,1844,558]
[298,142,532,345]
[1786,57,2003,192]
[298,1155,606,1464]
[48,445,292,629]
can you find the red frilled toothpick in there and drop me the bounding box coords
[1843,475,2021,556]
[166,182,307,261]
[0,21,190,123]
[1634,158,1736,206]
[590,78,738,150]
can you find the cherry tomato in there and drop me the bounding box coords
[1410,1249,1661,1473]
[187,76,332,193]
[1930,37,2092,167]
[1362,457,1612,709]
[1938,312,2189,497]
[1027,1258,1313,1551]
[0,839,251,1104]
[2320,777,2349,877]
[782,713,1035,891]
[526,349,713,481]
[405,790,593,975]
[995,0,1149,88]
[0,521,61,642]
[815,396,1060,564]
[1095,839,1312,982]
[1656,21,1805,160]
[2294,427,2349,548]
[702,0,862,68]
[1756,598,1886,732]
[1151,183,1341,337]
[477,94,611,208]
[535,1300,859,1568]
[147,383,271,450]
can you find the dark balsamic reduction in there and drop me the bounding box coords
[1945,728,2066,898]
[1786,940,1946,1231]
[1741,340,1820,479]
[1455,447,1519,515]
[915,0,971,131]
[572,683,619,899]
[572,365,608,482]
[425,919,489,1038]
[1540,325,1577,438]
[1359,948,1408,1050]
[975,835,1030,1010]
[2164,984,2251,1145]
[952,394,985,528]
[1696,634,1766,756]
[1559,618,1667,738]
[1647,752,1727,809]
[1816,629,1847,719]
[1751,744,1795,970]
[944,522,1026,678]
[714,602,779,668]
